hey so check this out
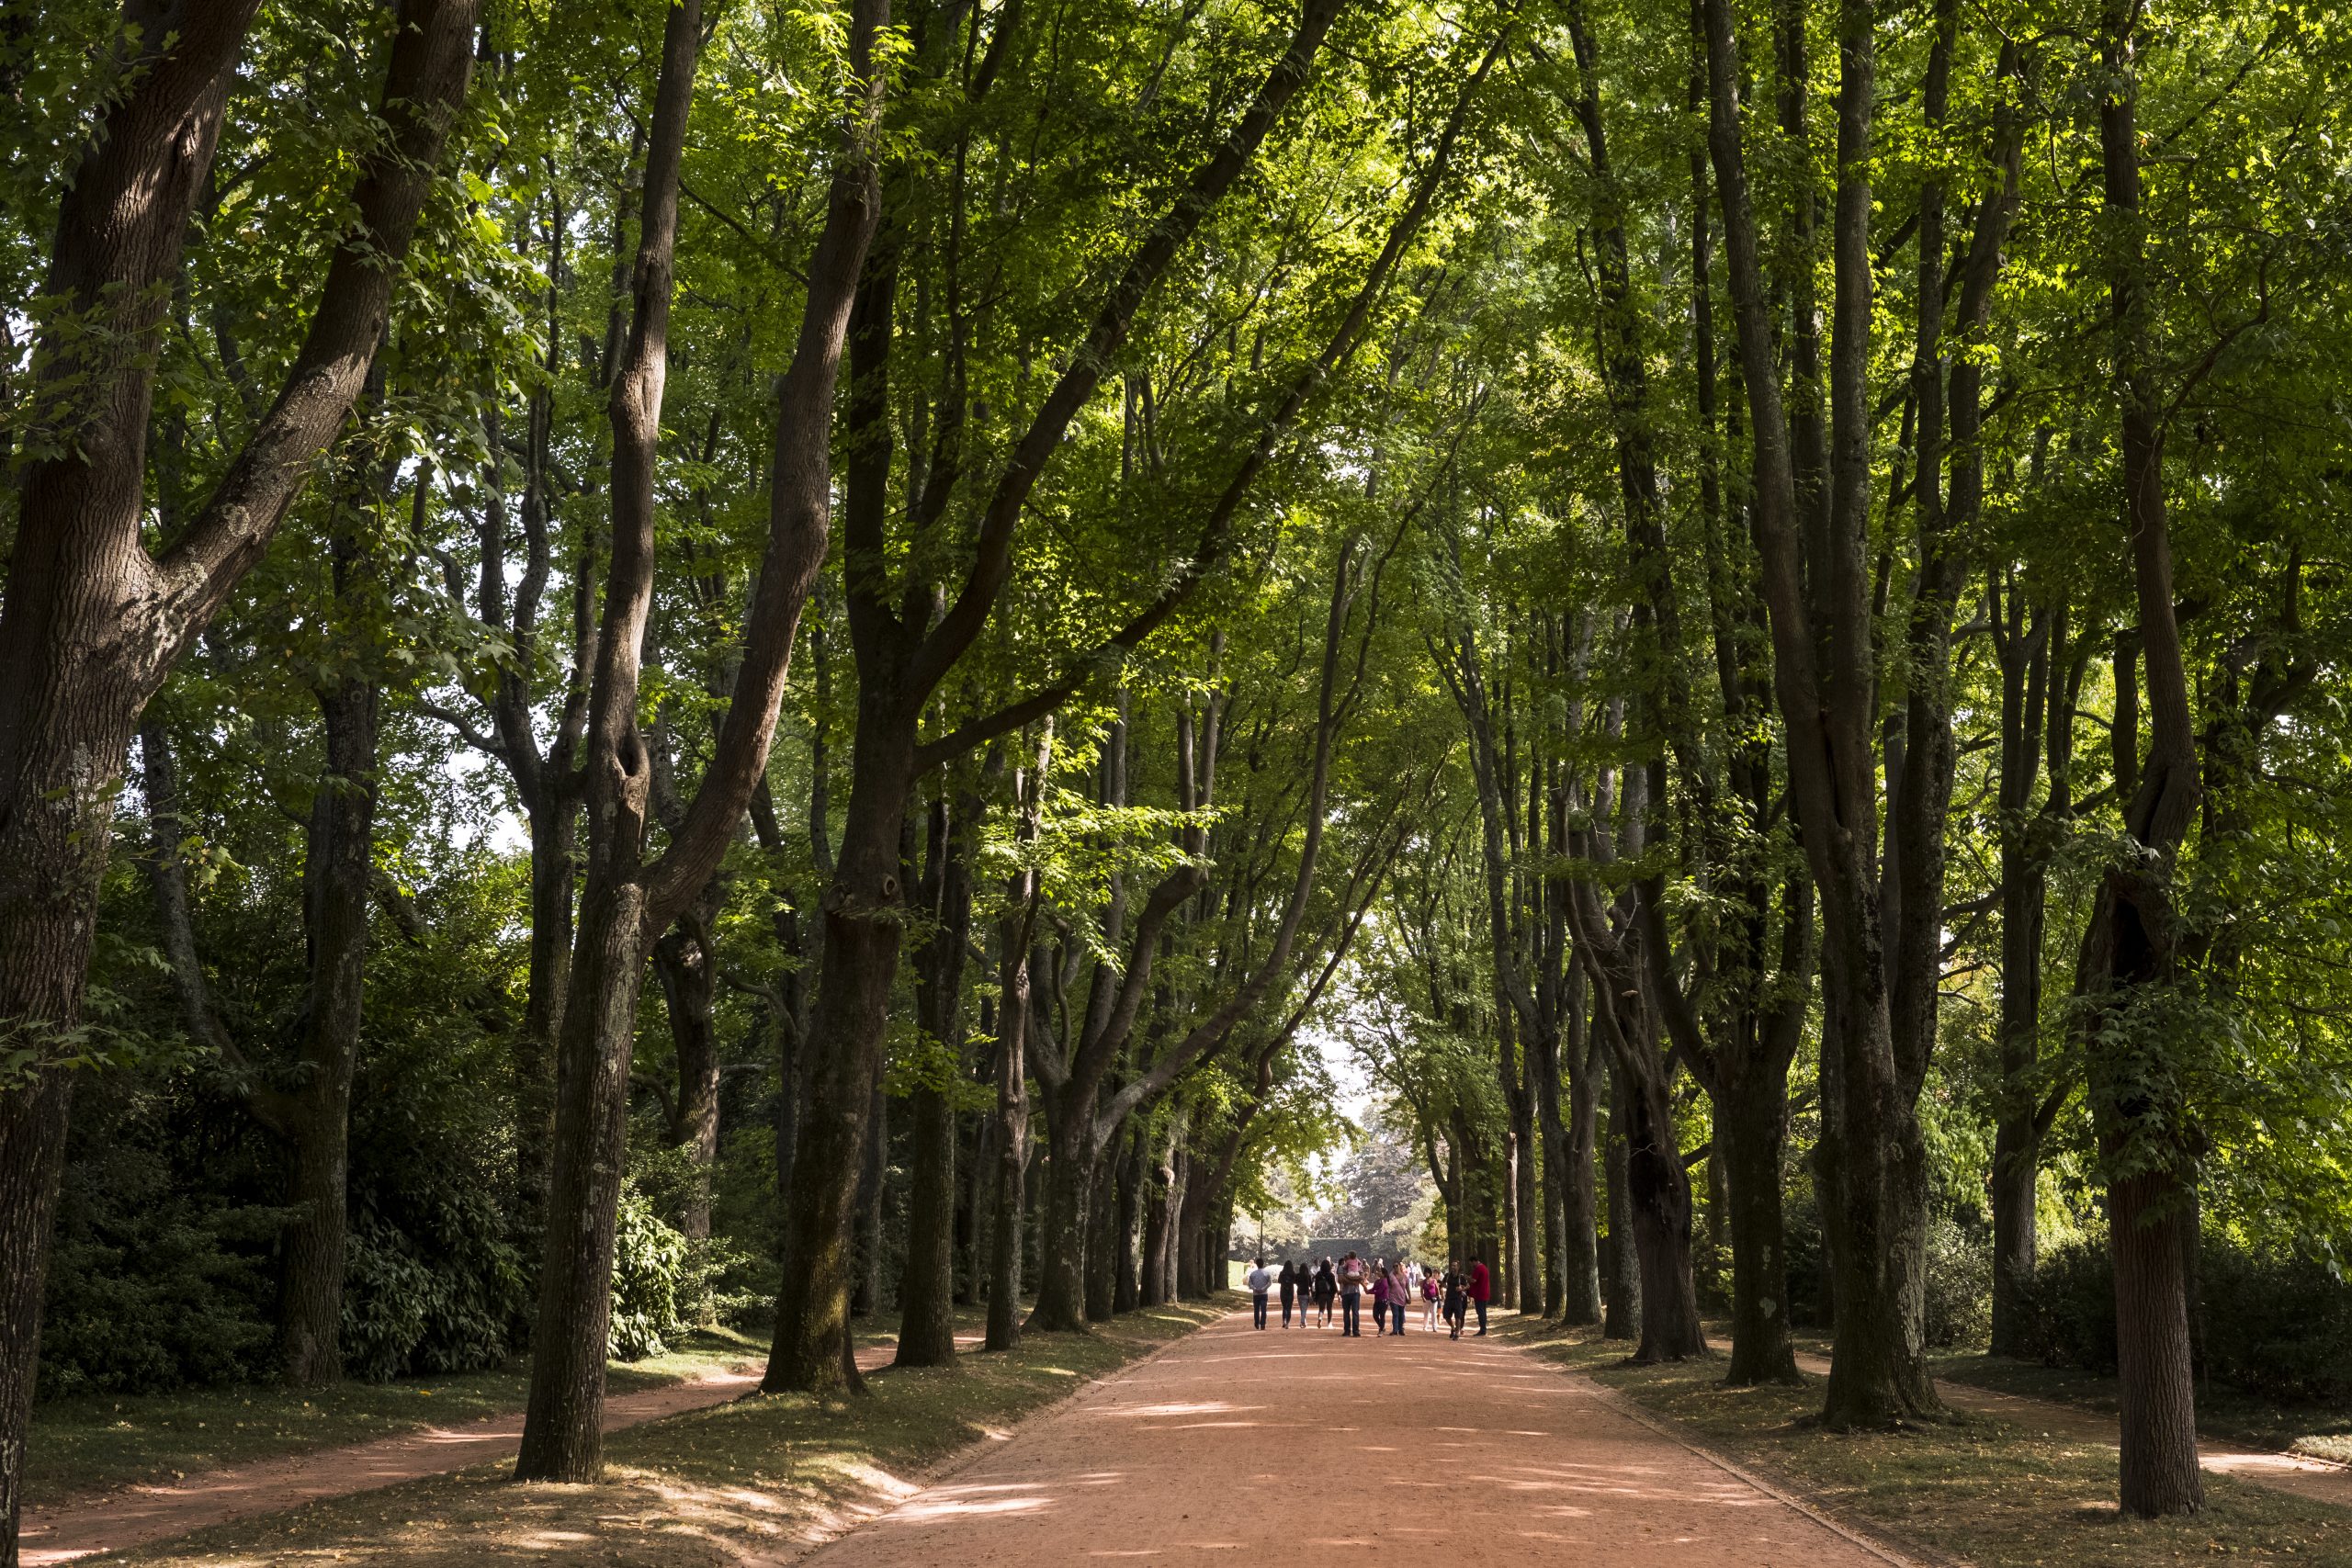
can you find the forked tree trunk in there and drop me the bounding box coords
[518,0,881,1478]
[764,0,1347,1391]
[0,2,475,1551]
[1700,0,1941,1428]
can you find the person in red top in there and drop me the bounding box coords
[1466,1251,1492,1336]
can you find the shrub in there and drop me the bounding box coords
[2198,1243,2352,1404]
[2017,1235,2120,1371]
[608,1186,690,1360]
[1923,1213,1993,1348]
[39,1086,282,1398]
[2018,1232,2352,1404]
[340,1185,529,1382]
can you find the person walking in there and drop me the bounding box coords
[1247,1258,1273,1328]
[1314,1258,1337,1327]
[1421,1262,1441,1332]
[1442,1258,1467,1339]
[1337,1252,1369,1337]
[1466,1250,1491,1336]
[1369,1258,1390,1335]
[1278,1258,1299,1327]
[1385,1259,1411,1344]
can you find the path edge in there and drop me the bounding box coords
[1513,1341,1962,1568]
[754,1297,1238,1566]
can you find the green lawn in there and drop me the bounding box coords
[108,1297,1230,1567]
[1928,1350,2352,1467]
[24,1326,767,1509]
[1505,1318,2352,1568]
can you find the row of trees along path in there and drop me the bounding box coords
[6,1,2352,1563]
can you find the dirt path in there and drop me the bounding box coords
[1790,1351,2352,1509]
[797,1309,1909,1568]
[17,1335,979,1566]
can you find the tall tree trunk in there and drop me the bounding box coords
[651,901,722,1242]
[1085,1150,1120,1321]
[1989,585,2072,1358]
[281,637,380,1387]
[1029,1110,1095,1330]
[895,1085,956,1359]
[519,0,881,1475]
[1114,1124,1147,1313]
[515,799,576,1244]
[0,1,476,1550]
[1602,1068,1641,1341]
[1717,1068,1800,1383]
[896,782,975,1367]
[1513,1069,1540,1315]
[2082,0,2203,1512]
[1701,0,1939,1427]
[1533,1022,1570,1320]
[1561,980,1603,1324]
[1140,1111,1178,1305]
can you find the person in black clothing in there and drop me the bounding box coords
[1278,1259,1299,1327]
[1442,1259,1467,1339]
[1313,1258,1338,1327]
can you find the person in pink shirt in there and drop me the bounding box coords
[1466,1251,1491,1336]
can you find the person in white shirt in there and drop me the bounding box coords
[1246,1258,1274,1328]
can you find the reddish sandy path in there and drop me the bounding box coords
[797,1309,1908,1568]
[1790,1351,2352,1509]
[17,1335,979,1566]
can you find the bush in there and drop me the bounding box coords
[39,1084,283,1399]
[2018,1232,2352,1404]
[1923,1213,1993,1348]
[340,1185,529,1382]
[608,1186,690,1360]
[2199,1243,2352,1404]
[2018,1235,2120,1372]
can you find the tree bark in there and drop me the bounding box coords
[651,900,723,1242]
[518,0,881,1477]
[281,616,380,1388]
[1085,1148,1120,1322]
[0,1,475,1551]
[2081,0,2203,1512]
[896,781,974,1367]
[1601,1066,1641,1342]
[1140,1112,1178,1305]
[1114,1124,1148,1313]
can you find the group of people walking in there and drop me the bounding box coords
[1242,1253,1491,1338]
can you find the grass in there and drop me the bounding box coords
[1928,1352,2352,1467]
[23,1326,767,1509]
[1502,1317,2352,1568]
[104,1296,1229,1567]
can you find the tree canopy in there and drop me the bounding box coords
[3,0,2351,1551]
